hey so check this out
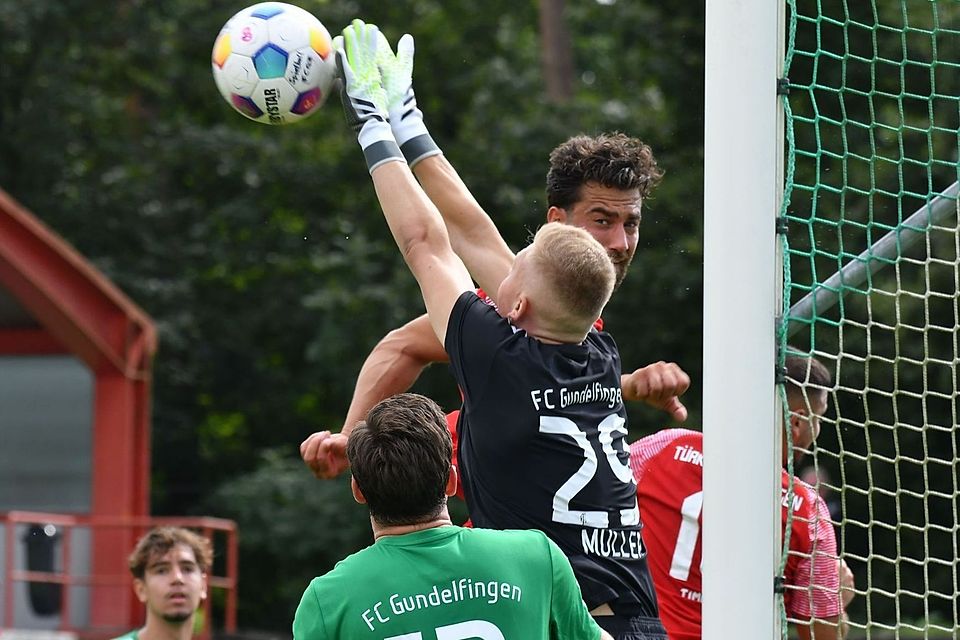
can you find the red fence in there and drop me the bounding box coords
[1,512,237,638]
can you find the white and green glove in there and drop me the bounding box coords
[336,19,404,173]
[376,32,442,167]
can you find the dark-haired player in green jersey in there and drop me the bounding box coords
[293,393,609,640]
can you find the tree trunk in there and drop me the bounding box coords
[538,0,574,103]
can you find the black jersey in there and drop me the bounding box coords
[444,291,659,616]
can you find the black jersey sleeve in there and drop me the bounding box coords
[444,291,514,406]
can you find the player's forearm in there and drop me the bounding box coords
[369,160,474,342]
[413,155,515,298]
[412,155,490,253]
[371,160,456,263]
[839,611,850,639]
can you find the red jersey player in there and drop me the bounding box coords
[629,355,854,640]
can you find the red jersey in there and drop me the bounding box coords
[629,430,841,640]
[781,469,841,621]
[630,429,703,640]
[446,409,465,500]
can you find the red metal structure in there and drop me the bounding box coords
[2,512,238,638]
[0,188,237,635]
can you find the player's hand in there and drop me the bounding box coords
[376,32,415,122]
[838,559,856,608]
[300,430,349,479]
[376,32,441,165]
[336,19,388,130]
[335,19,401,171]
[621,361,691,422]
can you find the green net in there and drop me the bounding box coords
[780,0,959,637]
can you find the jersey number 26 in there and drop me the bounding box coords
[539,414,640,528]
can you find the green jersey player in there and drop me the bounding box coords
[293,393,608,640]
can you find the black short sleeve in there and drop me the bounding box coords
[444,290,515,406]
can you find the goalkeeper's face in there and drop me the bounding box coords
[546,183,642,290]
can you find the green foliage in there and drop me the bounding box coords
[783,0,960,627]
[205,450,372,628]
[0,0,705,629]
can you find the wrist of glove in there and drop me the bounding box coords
[357,119,404,174]
[392,109,441,168]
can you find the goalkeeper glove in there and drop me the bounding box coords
[376,32,442,167]
[336,19,404,173]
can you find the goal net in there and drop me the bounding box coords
[780,0,959,637]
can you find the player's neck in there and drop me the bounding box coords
[371,511,454,541]
[528,327,590,344]
[515,316,588,345]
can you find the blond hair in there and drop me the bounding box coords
[527,223,615,331]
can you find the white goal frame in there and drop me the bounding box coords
[703,1,786,638]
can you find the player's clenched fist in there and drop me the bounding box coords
[621,361,691,422]
[300,430,349,479]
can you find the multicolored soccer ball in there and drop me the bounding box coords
[211,3,337,124]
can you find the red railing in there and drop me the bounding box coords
[1,512,238,638]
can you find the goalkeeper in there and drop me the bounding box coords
[333,19,667,640]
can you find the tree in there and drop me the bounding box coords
[0,0,707,629]
[538,0,574,102]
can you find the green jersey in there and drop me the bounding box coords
[110,632,138,640]
[294,526,600,640]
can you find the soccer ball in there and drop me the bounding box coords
[211,3,337,125]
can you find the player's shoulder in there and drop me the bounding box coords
[781,473,823,523]
[585,325,616,345]
[632,428,700,453]
[782,472,820,501]
[582,327,621,363]
[462,525,550,546]
[453,290,510,329]
[630,428,701,463]
[475,287,497,308]
[460,527,556,560]
[631,428,702,484]
[307,543,378,589]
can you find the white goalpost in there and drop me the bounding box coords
[705,0,960,637]
[702,1,785,639]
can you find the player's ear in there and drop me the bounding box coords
[506,294,529,324]
[789,407,808,441]
[445,465,458,497]
[546,206,568,224]
[133,578,148,603]
[350,476,367,505]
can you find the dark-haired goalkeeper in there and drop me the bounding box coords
[323,20,667,640]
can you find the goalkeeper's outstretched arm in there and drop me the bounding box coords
[377,33,516,306]
[412,155,515,304]
[337,19,473,344]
